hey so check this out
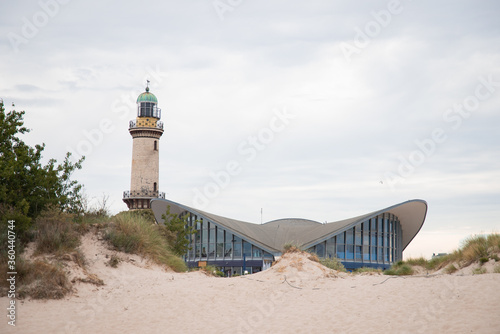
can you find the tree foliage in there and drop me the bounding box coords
[0,100,85,241]
[160,205,195,256]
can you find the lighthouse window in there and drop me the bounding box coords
[154,140,157,150]
[154,182,157,191]
[140,102,154,117]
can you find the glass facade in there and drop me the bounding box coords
[183,212,272,276]
[307,213,402,270]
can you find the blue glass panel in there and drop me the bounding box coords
[224,243,232,258]
[371,246,377,261]
[346,229,354,244]
[217,227,224,243]
[346,245,354,260]
[233,242,242,257]
[326,237,335,258]
[209,228,215,243]
[363,246,370,261]
[371,233,377,246]
[355,227,362,245]
[337,232,345,244]
[243,241,252,257]
[378,247,383,261]
[355,246,362,260]
[316,242,325,258]
[216,243,223,258]
[336,244,345,259]
[252,246,262,258]
[208,243,215,258]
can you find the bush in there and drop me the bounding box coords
[283,243,301,253]
[107,255,120,268]
[405,257,428,267]
[384,263,414,276]
[494,265,500,274]
[34,207,80,255]
[105,211,186,272]
[354,267,382,274]
[479,257,489,265]
[445,264,458,274]
[472,267,486,275]
[0,258,71,299]
[202,265,224,277]
[319,257,346,272]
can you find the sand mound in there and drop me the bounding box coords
[251,251,345,288]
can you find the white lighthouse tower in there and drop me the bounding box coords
[123,83,165,209]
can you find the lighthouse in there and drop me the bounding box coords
[123,83,165,209]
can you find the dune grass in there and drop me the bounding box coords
[319,257,347,272]
[104,211,186,272]
[0,258,72,299]
[34,207,81,255]
[354,267,383,274]
[384,262,414,276]
[385,233,500,275]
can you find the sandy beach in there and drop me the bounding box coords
[2,233,500,334]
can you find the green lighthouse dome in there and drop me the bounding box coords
[137,86,158,104]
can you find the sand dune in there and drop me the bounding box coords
[2,233,500,334]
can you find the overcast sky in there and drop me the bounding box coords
[1,0,499,258]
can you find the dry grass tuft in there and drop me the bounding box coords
[0,259,72,299]
[283,243,302,254]
[104,211,186,272]
[34,207,80,255]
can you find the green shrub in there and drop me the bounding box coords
[202,265,224,277]
[405,257,428,267]
[479,257,489,265]
[105,211,186,272]
[472,267,486,275]
[320,257,346,272]
[34,207,80,255]
[445,264,458,274]
[354,267,382,274]
[283,243,301,253]
[384,263,414,276]
[494,265,500,274]
[107,255,120,268]
[0,259,71,299]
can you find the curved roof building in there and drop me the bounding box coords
[151,198,427,274]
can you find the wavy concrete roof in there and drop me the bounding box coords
[151,199,427,255]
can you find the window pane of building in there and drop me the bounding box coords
[355,226,362,245]
[363,246,370,261]
[326,237,335,258]
[216,243,223,258]
[355,245,362,260]
[217,227,224,243]
[336,244,345,259]
[208,243,215,259]
[316,242,325,258]
[234,242,242,258]
[371,246,377,261]
[252,246,262,258]
[224,243,232,258]
[346,245,354,260]
[337,232,345,244]
[243,241,252,257]
[346,229,354,244]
